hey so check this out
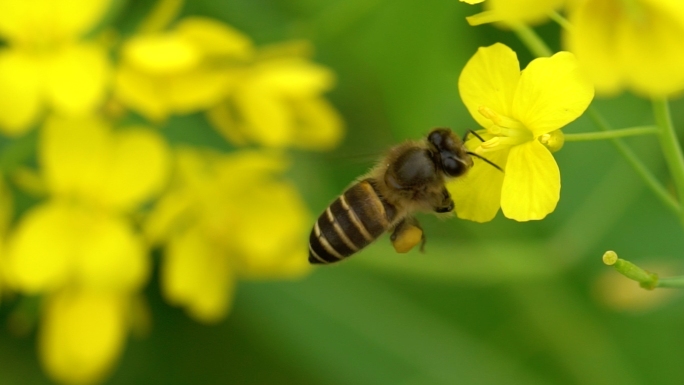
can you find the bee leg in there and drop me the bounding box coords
[434,187,454,213]
[390,217,425,253]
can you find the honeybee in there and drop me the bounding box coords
[308,128,500,264]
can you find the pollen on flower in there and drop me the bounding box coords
[478,106,505,129]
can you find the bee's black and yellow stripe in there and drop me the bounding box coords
[309,179,398,264]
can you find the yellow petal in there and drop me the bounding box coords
[175,17,254,58]
[0,50,43,134]
[448,138,508,222]
[45,44,110,115]
[567,0,684,96]
[5,201,150,293]
[234,85,293,147]
[0,0,111,43]
[99,127,171,211]
[41,116,170,210]
[4,202,76,293]
[76,213,149,292]
[162,229,234,323]
[165,69,231,113]
[41,115,108,200]
[252,59,335,97]
[500,140,560,221]
[512,51,594,137]
[460,0,485,4]
[290,98,344,150]
[206,103,249,146]
[459,43,520,130]
[114,63,168,121]
[232,181,312,278]
[39,289,126,385]
[466,11,506,25]
[143,189,192,245]
[122,34,200,75]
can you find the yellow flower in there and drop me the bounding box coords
[39,289,128,385]
[565,0,684,96]
[0,0,112,135]
[145,149,311,322]
[449,43,593,222]
[463,0,566,26]
[207,51,344,150]
[3,115,170,384]
[114,17,253,121]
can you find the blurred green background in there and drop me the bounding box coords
[3,0,684,384]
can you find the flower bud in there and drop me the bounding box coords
[538,129,564,152]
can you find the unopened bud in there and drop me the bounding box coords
[539,129,564,152]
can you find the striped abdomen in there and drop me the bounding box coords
[309,179,398,264]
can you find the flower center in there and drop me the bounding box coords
[475,106,532,153]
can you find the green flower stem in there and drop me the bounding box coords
[587,107,680,214]
[564,126,659,142]
[547,11,573,31]
[655,276,684,288]
[652,97,684,225]
[508,22,553,57]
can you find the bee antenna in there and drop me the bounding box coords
[466,151,504,173]
[464,130,487,143]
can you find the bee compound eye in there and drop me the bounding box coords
[442,155,466,177]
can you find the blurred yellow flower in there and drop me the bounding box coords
[565,0,684,96]
[3,115,170,385]
[115,16,253,121]
[449,43,593,222]
[0,0,112,135]
[40,289,129,385]
[207,53,344,150]
[593,263,680,312]
[146,149,311,322]
[463,0,566,26]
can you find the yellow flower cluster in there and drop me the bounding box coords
[462,0,684,97]
[0,0,342,384]
[456,0,684,222]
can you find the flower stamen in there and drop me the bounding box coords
[476,105,532,152]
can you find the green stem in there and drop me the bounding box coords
[508,21,553,57]
[564,125,659,142]
[655,276,684,288]
[547,11,573,31]
[588,107,680,214]
[652,97,684,225]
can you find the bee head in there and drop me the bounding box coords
[427,128,473,177]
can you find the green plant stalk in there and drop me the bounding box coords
[564,125,659,142]
[547,11,573,31]
[655,276,684,288]
[588,107,680,214]
[508,22,553,57]
[653,97,684,225]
